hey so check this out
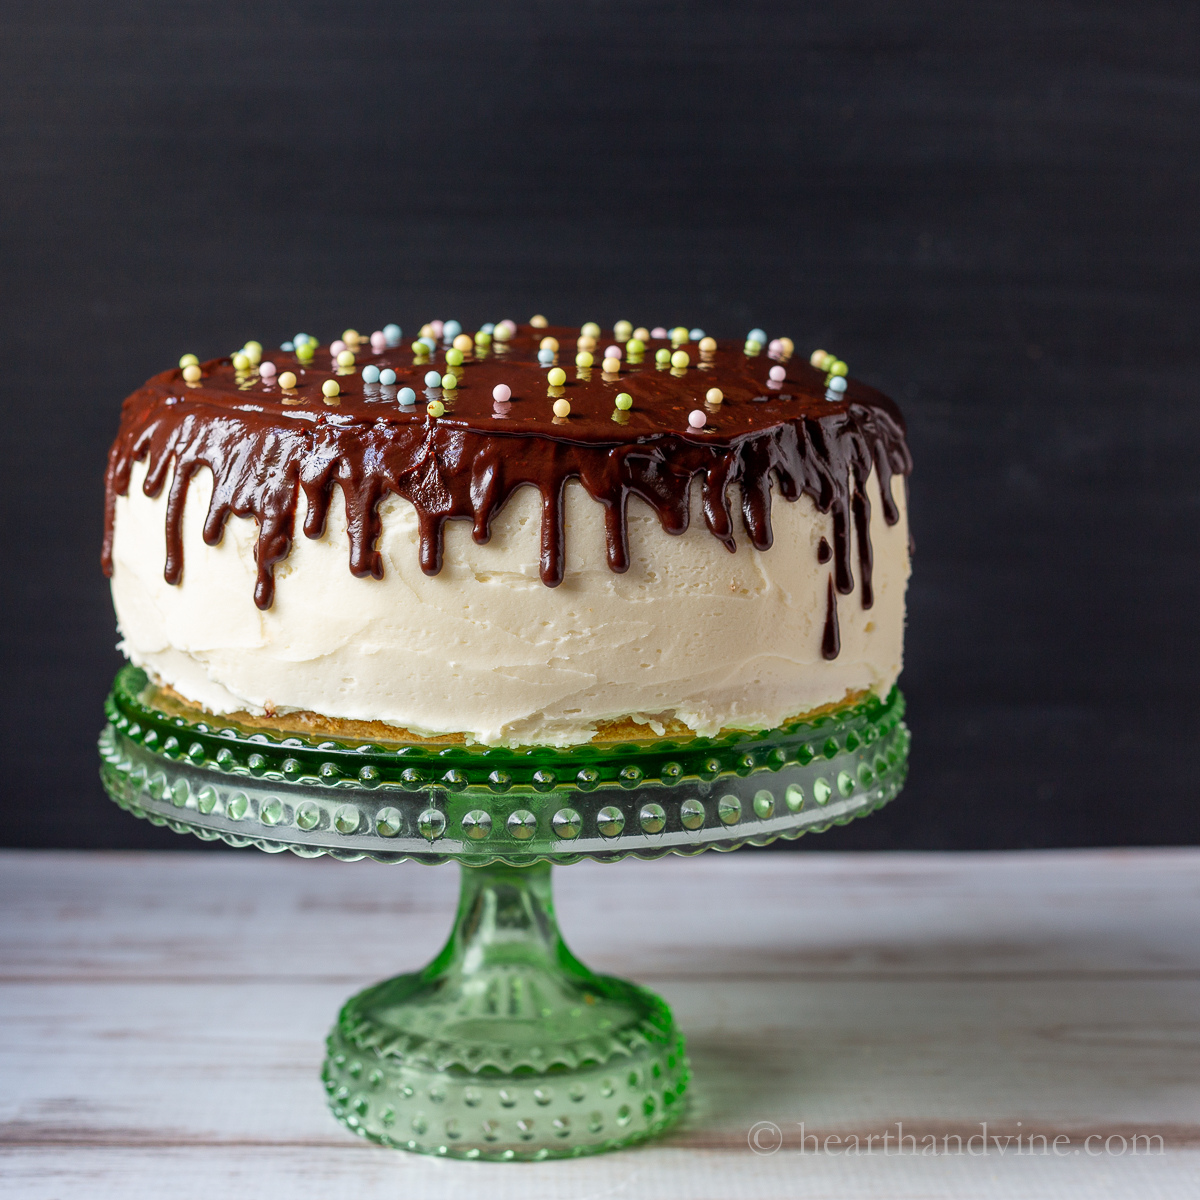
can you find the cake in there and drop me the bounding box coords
[103,319,912,748]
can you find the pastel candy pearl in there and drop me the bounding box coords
[810,349,831,367]
[493,384,512,402]
[182,364,202,383]
[655,349,671,364]
[779,337,795,354]
[604,345,622,359]
[602,357,620,372]
[633,327,650,341]
[341,330,360,346]
[530,314,548,327]
[280,342,294,351]
[424,370,442,387]
[362,365,381,383]
[232,352,250,370]
[383,324,402,346]
[689,328,705,341]
[539,336,559,351]
[547,367,567,386]
[443,320,462,340]
[538,348,555,364]
[768,339,783,354]
[453,334,473,351]
[552,398,571,417]
[651,327,668,338]
[336,350,355,367]
[380,369,397,385]
[748,328,768,345]
[493,323,513,342]
[259,361,277,378]
[829,360,848,376]
[671,326,689,342]
[179,353,199,368]
[322,380,340,398]
[688,410,707,429]
[626,338,645,354]
[295,343,315,362]
[431,320,444,338]
[615,393,633,410]
[580,322,601,338]
[278,371,297,389]
[441,373,458,389]
[828,376,848,393]
[613,320,632,340]
[397,387,416,404]
[418,337,437,353]
[329,340,346,355]
[370,331,386,352]
[705,387,723,404]
[698,337,717,353]
[670,350,689,368]
[445,349,464,366]
[427,399,445,416]
[480,323,495,335]
[768,365,786,382]
[575,351,594,367]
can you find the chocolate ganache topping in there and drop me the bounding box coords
[103,326,911,657]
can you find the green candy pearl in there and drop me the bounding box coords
[445,349,464,366]
[655,348,671,364]
[615,393,633,411]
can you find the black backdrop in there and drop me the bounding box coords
[2,1,1197,850]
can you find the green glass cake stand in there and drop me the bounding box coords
[98,665,909,1160]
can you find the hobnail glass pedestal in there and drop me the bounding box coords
[99,665,910,1160]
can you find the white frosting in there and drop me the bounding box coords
[110,458,909,746]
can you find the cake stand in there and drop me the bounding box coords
[98,665,909,1160]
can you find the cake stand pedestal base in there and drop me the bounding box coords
[322,861,688,1160]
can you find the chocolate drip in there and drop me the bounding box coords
[817,536,832,564]
[103,329,912,612]
[822,576,841,660]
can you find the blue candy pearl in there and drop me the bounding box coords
[748,327,768,345]
[383,323,402,346]
[294,333,311,346]
[689,328,705,341]
[361,365,380,383]
[480,322,495,335]
[538,348,555,364]
[280,341,294,351]
[397,387,416,405]
[379,368,397,386]
[443,320,462,341]
[419,336,437,353]
[424,370,442,387]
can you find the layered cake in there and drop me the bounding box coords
[103,320,912,748]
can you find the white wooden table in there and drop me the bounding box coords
[1,848,1197,1198]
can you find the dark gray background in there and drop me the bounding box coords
[2,1,1197,850]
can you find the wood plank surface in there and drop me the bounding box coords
[1,849,1197,1198]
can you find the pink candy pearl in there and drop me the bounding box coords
[259,361,277,377]
[651,327,668,339]
[499,319,517,334]
[604,345,622,359]
[330,339,346,355]
[370,331,386,352]
[492,384,512,402]
[431,320,444,337]
[768,365,786,382]
[768,339,784,354]
[688,410,707,429]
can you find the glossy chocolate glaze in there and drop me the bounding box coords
[103,327,912,653]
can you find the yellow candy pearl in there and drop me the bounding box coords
[670,350,690,368]
[671,326,689,342]
[580,322,601,338]
[577,335,596,351]
[614,320,632,341]
[699,337,717,353]
[232,352,250,371]
[530,314,548,328]
[547,367,567,386]
[243,342,262,365]
[810,349,830,368]
[322,380,340,398]
[553,398,571,417]
[182,364,202,383]
[179,353,199,369]
[278,371,297,389]
[829,360,848,376]
[452,334,473,352]
[706,387,723,404]
[336,350,355,367]
[602,357,620,372]
[779,337,795,355]
[633,327,650,342]
[540,336,559,351]
[342,329,360,346]
[575,351,594,368]
[493,324,513,342]
[420,324,435,338]
[441,372,458,389]
[427,399,445,417]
